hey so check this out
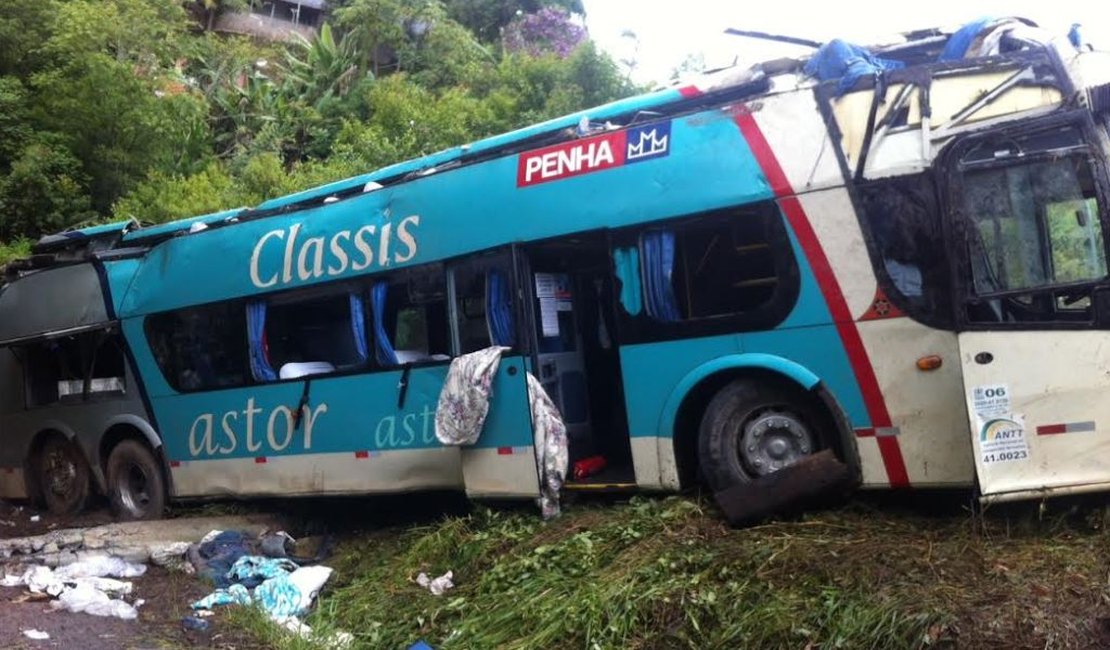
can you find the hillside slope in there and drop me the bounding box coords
[237,494,1110,649]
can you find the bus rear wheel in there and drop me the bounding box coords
[697,380,823,493]
[106,440,166,521]
[37,435,90,515]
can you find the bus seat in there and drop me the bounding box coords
[279,361,336,379]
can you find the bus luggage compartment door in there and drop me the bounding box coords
[458,353,541,498]
[958,330,1110,502]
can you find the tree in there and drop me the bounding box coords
[0,139,95,240]
[443,0,584,44]
[0,0,57,77]
[195,0,248,32]
[502,7,586,58]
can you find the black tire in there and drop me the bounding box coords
[106,440,166,521]
[37,435,90,516]
[697,380,826,493]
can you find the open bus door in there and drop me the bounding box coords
[951,118,1110,502]
[450,248,541,499]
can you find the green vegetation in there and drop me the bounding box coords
[0,0,635,256]
[225,493,1110,650]
[228,495,1110,649]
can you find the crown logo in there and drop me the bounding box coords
[627,128,669,160]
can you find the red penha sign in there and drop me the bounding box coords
[516,131,627,187]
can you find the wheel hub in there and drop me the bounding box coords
[119,464,150,512]
[738,410,815,477]
[45,450,76,496]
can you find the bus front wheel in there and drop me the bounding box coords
[37,435,90,516]
[106,440,166,520]
[697,380,824,493]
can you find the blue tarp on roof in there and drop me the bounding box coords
[803,39,904,95]
[938,16,998,61]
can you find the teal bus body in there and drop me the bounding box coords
[97,103,874,475]
[16,29,1110,510]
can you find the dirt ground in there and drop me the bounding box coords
[0,501,276,650]
[0,499,114,540]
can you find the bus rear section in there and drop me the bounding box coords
[0,254,169,520]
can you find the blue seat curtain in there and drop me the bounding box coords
[371,281,398,365]
[641,231,682,322]
[246,302,277,382]
[349,293,369,361]
[486,269,516,347]
[613,246,643,316]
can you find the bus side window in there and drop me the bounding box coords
[19,336,83,407]
[450,256,516,355]
[146,303,250,392]
[857,173,953,327]
[953,125,1107,324]
[371,265,450,365]
[16,332,126,407]
[631,204,792,321]
[264,290,369,379]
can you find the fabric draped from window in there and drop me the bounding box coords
[613,246,643,316]
[349,293,369,361]
[434,345,568,519]
[485,269,515,347]
[371,282,398,366]
[434,345,508,446]
[247,302,277,382]
[642,231,682,322]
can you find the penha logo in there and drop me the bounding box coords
[625,122,671,163]
[517,120,672,187]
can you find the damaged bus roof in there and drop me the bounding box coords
[4,16,1109,327]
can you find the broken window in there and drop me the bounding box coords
[638,206,789,321]
[371,265,450,365]
[450,254,516,355]
[613,202,800,343]
[18,331,126,407]
[146,303,250,391]
[955,124,1107,323]
[264,289,368,379]
[858,173,953,326]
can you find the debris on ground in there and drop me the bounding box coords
[187,528,351,648]
[1,553,147,619]
[713,449,854,526]
[22,629,50,640]
[0,514,277,567]
[0,512,283,640]
[181,615,211,632]
[415,570,454,596]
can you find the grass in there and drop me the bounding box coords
[232,493,1110,650]
[0,239,31,268]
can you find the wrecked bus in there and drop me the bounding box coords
[2,18,1110,519]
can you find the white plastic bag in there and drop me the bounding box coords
[416,570,454,596]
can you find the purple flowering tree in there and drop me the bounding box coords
[502,7,587,58]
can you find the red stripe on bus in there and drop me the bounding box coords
[497,446,513,455]
[169,461,181,468]
[678,85,702,99]
[254,457,267,464]
[732,106,910,488]
[1036,424,1067,435]
[355,450,370,459]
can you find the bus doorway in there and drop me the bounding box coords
[523,234,635,487]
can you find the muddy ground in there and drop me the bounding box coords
[0,500,275,650]
[0,493,466,650]
[7,491,1110,649]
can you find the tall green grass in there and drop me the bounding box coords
[273,498,946,649]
